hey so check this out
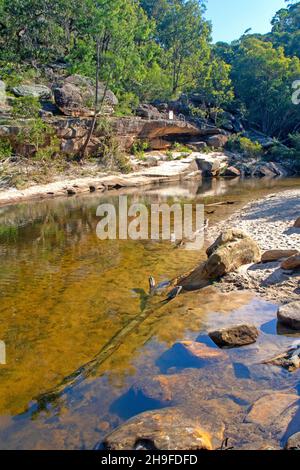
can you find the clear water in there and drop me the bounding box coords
[0,177,299,449]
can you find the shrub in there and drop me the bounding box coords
[131,140,149,158]
[0,139,13,159]
[11,96,41,119]
[226,135,263,158]
[172,142,192,154]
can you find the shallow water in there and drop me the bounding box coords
[0,177,299,449]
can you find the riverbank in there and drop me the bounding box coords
[207,189,300,303]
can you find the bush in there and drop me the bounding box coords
[226,135,263,158]
[0,139,13,159]
[11,96,41,119]
[131,140,149,158]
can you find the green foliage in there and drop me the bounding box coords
[11,96,41,119]
[226,135,263,158]
[230,37,300,137]
[171,142,192,154]
[0,138,12,159]
[131,140,149,158]
[115,93,139,117]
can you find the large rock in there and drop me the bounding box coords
[100,408,222,450]
[261,249,299,263]
[253,163,277,178]
[245,393,299,428]
[222,166,241,178]
[176,341,227,361]
[209,324,259,348]
[53,75,118,117]
[285,432,300,450]
[12,84,52,100]
[207,134,228,148]
[136,104,162,120]
[196,155,228,177]
[179,229,261,290]
[281,255,300,271]
[277,302,300,330]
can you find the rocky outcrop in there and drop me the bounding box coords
[222,166,241,178]
[53,75,118,117]
[209,324,259,348]
[179,229,261,290]
[136,104,163,120]
[207,134,228,148]
[100,408,224,450]
[12,84,52,100]
[277,302,300,330]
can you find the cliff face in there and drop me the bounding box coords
[0,116,213,156]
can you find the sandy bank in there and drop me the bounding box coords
[208,189,300,304]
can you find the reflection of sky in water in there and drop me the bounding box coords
[0,177,299,449]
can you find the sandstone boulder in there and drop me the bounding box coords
[136,104,162,120]
[12,84,52,100]
[253,163,277,178]
[281,255,300,271]
[261,249,299,263]
[245,393,299,428]
[285,432,300,450]
[176,341,227,361]
[277,302,300,330]
[179,229,261,290]
[100,408,223,450]
[209,324,259,348]
[294,217,300,228]
[207,134,228,148]
[53,75,118,117]
[223,166,241,178]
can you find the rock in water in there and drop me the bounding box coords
[223,166,241,178]
[261,249,299,263]
[281,255,300,271]
[209,324,259,348]
[100,408,224,450]
[12,84,52,100]
[176,341,227,361]
[285,432,300,450]
[245,393,299,428]
[277,302,300,330]
[179,229,261,290]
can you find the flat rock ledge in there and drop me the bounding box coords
[0,157,201,207]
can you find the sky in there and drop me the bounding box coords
[205,0,288,43]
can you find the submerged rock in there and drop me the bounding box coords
[101,408,224,450]
[177,341,227,360]
[209,324,259,348]
[285,432,300,450]
[245,393,299,428]
[277,302,300,330]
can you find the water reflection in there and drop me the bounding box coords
[0,177,299,449]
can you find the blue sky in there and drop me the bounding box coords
[205,0,288,43]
